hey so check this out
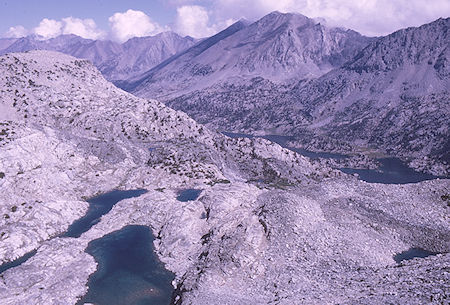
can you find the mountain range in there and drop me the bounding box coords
[130,13,449,176]
[126,12,372,98]
[0,32,197,82]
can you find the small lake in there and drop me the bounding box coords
[77,225,174,305]
[222,132,446,184]
[0,249,37,274]
[176,189,202,202]
[64,189,147,238]
[394,247,438,263]
[340,158,441,184]
[0,189,148,275]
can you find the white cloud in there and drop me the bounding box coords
[108,9,167,43]
[61,17,105,39]
[2,10,166,42]
[5,25,29,38]
[174,5,218,38]
[33,18,63,39]
[32,17,105,40]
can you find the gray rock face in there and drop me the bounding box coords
[343,17,449,75]
[0,32,196,82]
[129,11,371,98]
[157,17,450,176]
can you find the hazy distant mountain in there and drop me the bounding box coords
[99,32,197,82]
[1,34,99,56]
[0,32,196,82]
[0,37,18,50]
[65,38,123,66]
[128,11,371,98]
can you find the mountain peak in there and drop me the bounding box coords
[344,17,450,74]
[259,10,311,25]
[130,11,370,99]
[124,31,184,43]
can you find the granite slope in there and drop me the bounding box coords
[0,51,448,305]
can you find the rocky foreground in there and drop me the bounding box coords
[0,51,448,304]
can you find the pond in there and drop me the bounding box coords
[176,189,202,202]
[64,189,147,238]
[77,225,175,305]
[340,158,441,184]
[289,147,349,160]
[221,131,254,139]
[0,189,147,275]
[393,247,439,263]
[0,249,37,274]
[222,132,348,159]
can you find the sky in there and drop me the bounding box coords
[1,0,449,42]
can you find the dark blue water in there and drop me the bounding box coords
[64,189,147,238]
[176,189,202,202]
[0,189,148,275]
[0,249,37,274]
[394,247,438,263]
[77,225,175,305]
[340,158,441,184]
[260,134,295,147]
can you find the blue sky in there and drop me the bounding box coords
[0,0,177,34]
[1,0,449,41]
